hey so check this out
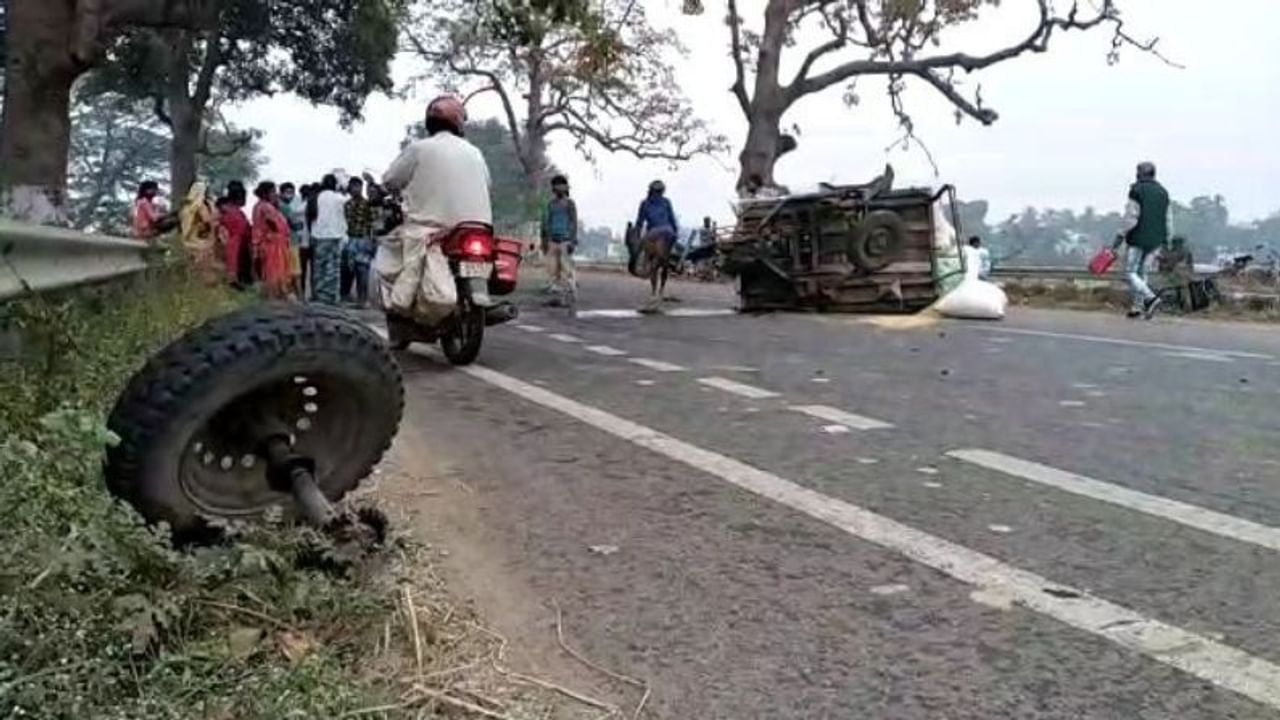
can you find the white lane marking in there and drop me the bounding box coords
[516,324,547,333]
[984,327,1273,360]
[789,405,894,431]
[549,333,583,343]
[434,354,1280,710]
[629,358,686,373]
[576,308,735,319]
[585,345,628,357]
[577,309,642,319]
[1059,400,1087,408]
[667,308,736,318]
[1162,351,1235,363]
[698,377,780,400]
[948,449,1280,553]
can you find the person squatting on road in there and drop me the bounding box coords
[541,174,578,301]
[1112,161,1172,319]
[308,174,349,305]
[968,236,993,280]
[1157,235,1195,312]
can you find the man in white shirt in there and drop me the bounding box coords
[382,95,492,230]
[967,236,992,280]
[307,174,348,305]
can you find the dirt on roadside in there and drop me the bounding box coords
[361,429,633,719]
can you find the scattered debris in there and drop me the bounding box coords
[970,586,1016,611]
[855,457,880,465]
[1042,587,1083,600]
[1059,400,1087,407]
[870,584,911,596]
[820,424,851,435]
[588,544,620,556]
[916,467,940,475]
[988,524,1014,534]
[923,481,944,489]
[636,379,656,387]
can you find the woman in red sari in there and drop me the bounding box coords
[252,181,294,299]
[220,182,253,287]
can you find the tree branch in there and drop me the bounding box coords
[405,28,525,160]
[795,0,1128,98]
[191,32,223,111]
[151,94,173,127]
[790,6,848,92]
[726,0,751,116]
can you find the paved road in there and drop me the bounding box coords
[387,271,1280,719]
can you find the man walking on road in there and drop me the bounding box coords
[540,175,578,303]
[1112,161,1171,319]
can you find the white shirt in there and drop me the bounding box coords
[311,189,348,239]
[382,133,492,228]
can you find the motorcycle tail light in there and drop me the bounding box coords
[459,230,493,258]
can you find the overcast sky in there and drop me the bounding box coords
[231,0,1280,234]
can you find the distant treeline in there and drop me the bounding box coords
[958,196,1280,266]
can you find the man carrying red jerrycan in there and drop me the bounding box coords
[1089,161,1171,319]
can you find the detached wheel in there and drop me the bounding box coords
[105,303,403,541]
[441,303,484,365]
[847,210,906,272]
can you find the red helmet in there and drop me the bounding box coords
[426,95,467,134]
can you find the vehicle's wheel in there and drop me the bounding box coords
[104,303,404,541]
[441,304,485,365]
[847,210,907,273]
[385,314,415,351]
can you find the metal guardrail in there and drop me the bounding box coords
[0,219,150,301]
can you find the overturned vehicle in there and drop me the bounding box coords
[714,172,967,313]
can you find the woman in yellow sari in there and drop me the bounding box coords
[179,181,220,279]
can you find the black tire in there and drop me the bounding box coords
[441,305,484,365]
[385,314,415,351]
[847,210,907,273]
[105,303,404,541]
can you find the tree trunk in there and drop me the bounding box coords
[0,0,86,222]
[162,30,204,199]
[734,0,794,196]
[521,54,550,223]
[167,97,201,199]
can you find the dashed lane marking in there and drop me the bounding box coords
[948,449,1280,553]
[585,345,628,357]
[629,358,687,373]
[697,377,781,400]
[548,333,583,343]
[789,405,894,431]
[421,348,1280,711]
[982,327,1273,361]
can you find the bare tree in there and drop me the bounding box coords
[407,0,725,202]
[687,0,1171,193]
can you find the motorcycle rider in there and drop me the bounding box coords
[382,95,492,238]
[379,95,494,314]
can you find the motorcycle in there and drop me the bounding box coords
[383,222,523,364]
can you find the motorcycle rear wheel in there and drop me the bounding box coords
[441,304,485,365]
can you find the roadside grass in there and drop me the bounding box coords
[1002,279,1280,322]
[0,268,415,718]
[0,264,624,719]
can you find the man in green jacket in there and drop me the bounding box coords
[1112,161,1171,319]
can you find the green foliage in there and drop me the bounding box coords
[68,91,265,232]
[961,195,1280,266]
[0,271,399,718]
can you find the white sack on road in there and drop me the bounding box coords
[934,246,1008,320]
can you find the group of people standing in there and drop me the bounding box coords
[132,173,394,307]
